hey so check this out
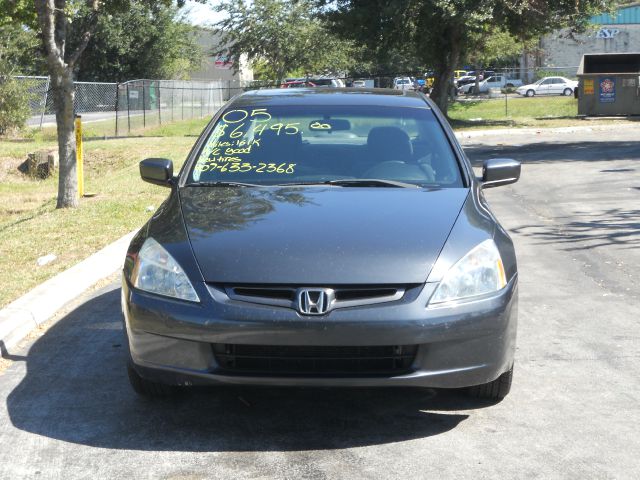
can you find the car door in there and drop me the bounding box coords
[549,78,564,94]
[537,78,553,95]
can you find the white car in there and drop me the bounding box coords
[393,77,414,91]
[516,77,578,97]
[458,75,522,94]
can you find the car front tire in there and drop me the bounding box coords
[563,88,573,96]
[467,365,513,400]
[526,89,535,97]
[127,361,175,398]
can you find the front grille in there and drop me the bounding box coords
[232,287,295,301]
[221,284,414,312]
[213,344,418,376]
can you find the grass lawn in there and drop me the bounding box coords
[0,117,210,308]
[447,95,633,130]
[449,95,577,129]
[37,115,211,141]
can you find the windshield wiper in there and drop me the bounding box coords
[276,179,421,188]
[326,179,421,188]
[184,181,259,188]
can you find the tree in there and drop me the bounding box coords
[466,27,529,94]
[0,18,41,134]
[2,0,192,208]
[69,4,202,82]
[214,0,361,83]
[323,0,613,115]
[0,21,43,75]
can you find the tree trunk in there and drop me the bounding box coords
[430,55,458,116]
[51,67,78,208]
[429,29,461,117]
[36,0,98,209]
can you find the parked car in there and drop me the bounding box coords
[459,75,522,94]
[516,77,578,97]
[454,70,468,80]
[124,88,521,401]
[455,75,476,87]
[309,77,345,88]
[393,77,414,91]
[352,79,375,88]
[280,80,317,88]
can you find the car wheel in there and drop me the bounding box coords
[505,83,514,88]
[127,361,175,398]
[467,365,513,400]
[563,88,573,96]
[526,89,535,97]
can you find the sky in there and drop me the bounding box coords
[181,0,226,26]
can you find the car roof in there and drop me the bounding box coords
[232,88,430,108]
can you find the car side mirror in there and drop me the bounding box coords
[481,158,520,188]
[140,158,174,187]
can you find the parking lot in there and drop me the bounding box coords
[0,126,638,479]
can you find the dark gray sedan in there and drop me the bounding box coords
[122,88,520,400]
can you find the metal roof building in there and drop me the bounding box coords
[590,3,640,25]
[537,4,640,72]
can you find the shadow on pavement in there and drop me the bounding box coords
[464,140,640,165]
[5,286,489,453]
[510,208,640,251]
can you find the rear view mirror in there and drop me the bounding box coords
[308,119,351,132]
[481,158,520,188]
[140,158,174,187]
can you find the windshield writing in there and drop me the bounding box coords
[189,104,463,188]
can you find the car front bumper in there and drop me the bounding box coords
[122,276,518,389]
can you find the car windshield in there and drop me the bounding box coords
[187,104,464,188]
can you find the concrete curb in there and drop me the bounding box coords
[454,122,640,139]
[0,230,137,354]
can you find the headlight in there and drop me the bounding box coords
[429,239,507,305]
[131,238,200,302]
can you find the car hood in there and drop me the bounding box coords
[180,186,468,285]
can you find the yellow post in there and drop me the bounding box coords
[75,115,84,198]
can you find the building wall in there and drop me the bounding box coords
[188,29,254,83]
[540,24,640,68]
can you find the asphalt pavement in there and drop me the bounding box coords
[0,127,639,479]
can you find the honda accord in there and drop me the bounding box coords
[122,88,520,400]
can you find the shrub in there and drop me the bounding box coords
[0,74,32,135]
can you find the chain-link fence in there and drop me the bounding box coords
[17,66,581,134]
[15,76,51,127]
[18,76,251,136]
[114,79,229,135]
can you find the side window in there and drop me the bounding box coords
[541,79,552,85]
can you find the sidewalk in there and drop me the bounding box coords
[454,121,640,139]
[0,231,136,354]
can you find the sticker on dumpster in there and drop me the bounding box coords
[599,77,616,103]
[584,79,594,95]
[622,78,637,88]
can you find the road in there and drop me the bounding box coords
[1,128,639,479]
[27,110,145,129]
